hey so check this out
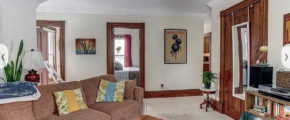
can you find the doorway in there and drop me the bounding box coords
[36,20,66,85]
[203,33,211,74]
[106,22,145,89]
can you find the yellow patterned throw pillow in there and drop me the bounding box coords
[96,79,125,102]
[53,88,88,116]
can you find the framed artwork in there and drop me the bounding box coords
[76,39,96,54]
[284,13,290,45]
[164,29,187,64]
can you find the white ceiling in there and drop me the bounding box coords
[37,0,213,17]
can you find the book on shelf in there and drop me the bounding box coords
[252,95,290,119]
[280,104,284,116]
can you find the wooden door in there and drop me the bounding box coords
[219,0,268,119]
[37,28,49,85]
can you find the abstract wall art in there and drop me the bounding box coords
[76,39,96,54]
[164,29,187,64]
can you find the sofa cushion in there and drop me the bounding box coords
[89,100,139,120]
[80,75,117,105]
[0,101,36,120]
[32,81,87,120]
[42,109,111,120]
[124,79,137,100]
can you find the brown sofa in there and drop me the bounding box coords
[0,75,144,120]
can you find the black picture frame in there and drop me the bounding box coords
[164,29,187,64]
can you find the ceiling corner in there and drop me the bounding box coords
[207,0,224,8]
[36,0,48,3]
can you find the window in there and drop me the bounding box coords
[48,32,55,79]
[115,36,125,67]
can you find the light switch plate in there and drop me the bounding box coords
[282,44,290,68]
[0,44,8,69]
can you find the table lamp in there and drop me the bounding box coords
[22,49,45,83]
[256,46,269,65]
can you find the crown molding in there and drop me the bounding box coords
[207,0,224,8]
[36,0,47,3]
[36,7,207,18]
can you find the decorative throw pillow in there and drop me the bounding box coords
[53,88,88,116]
[124,79,137,100]
[114,61,123,70]
[96,79,125,102]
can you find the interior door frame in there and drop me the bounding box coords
[219,0,268,119]
[37,20,66,81]
[106,22,145,90]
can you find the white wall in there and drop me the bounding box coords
[114,28,140,67]
[36,13,204,91]
[204,13,212,34]
[0,0,40,83]
[268,0,290,86]
[210,0,243,100]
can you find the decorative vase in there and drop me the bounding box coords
[25,69,40,83]
[204,82,211,89]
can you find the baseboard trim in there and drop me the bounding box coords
[144,89,203,98]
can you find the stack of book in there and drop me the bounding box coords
[254,96,290,119]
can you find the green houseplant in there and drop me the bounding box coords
[0,40,23,83]
[116,46,122,54]
[202,71,218,89]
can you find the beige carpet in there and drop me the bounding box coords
[143,96,233,120]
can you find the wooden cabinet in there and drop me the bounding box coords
[203,33,211,73]
[204,35,210,53]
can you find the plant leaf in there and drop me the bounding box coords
[11,61,14,81]
[15,40,23,74]
[0,77,6,83]
[5,64,13,82]
[15,61,22,81]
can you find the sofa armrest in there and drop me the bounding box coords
[133,86,144,115]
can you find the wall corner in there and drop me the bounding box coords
[207,0,225,8]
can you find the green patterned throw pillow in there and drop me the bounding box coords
[96,79,125,102]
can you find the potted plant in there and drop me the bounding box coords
[202,71,218,89]
[0,40,23,83]
[116,46,122,54]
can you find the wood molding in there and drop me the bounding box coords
[223,0,260,16]
[144,89,202,98]
[37,20,66,81]
[219,0,268,119]
[106,22,145,90]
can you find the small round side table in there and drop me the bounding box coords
[199,87,217,112]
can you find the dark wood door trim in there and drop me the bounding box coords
[221,0,260,17]
[219,0,268,119]
[106,22,145,90]
[37,20,66,81]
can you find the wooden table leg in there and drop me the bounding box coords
[206,93,210,112]
[200,99,207,109]
[199,89,217,112]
